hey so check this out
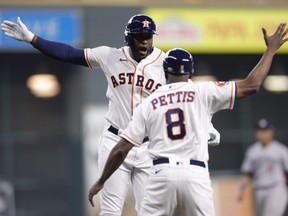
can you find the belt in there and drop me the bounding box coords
[153,157,206,168]
[108,125,149,143]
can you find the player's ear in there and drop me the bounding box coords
[125,35,133,46]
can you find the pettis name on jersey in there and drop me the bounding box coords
[151,90,195,110]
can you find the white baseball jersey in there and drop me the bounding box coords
[84,46,166,130]
[121,81,236,161]
[241,140,288,216]
[241,140,288,188]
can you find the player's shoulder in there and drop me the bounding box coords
[196,81,236,93]
[153,46,164,53]
[272,140,288,149]
[191,81,216,91]
[150,47,165,59]
[86,46,125,62]
[246,142,260,152]
[88,45,120,54]
[193,80,213,86]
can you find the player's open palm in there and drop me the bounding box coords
[262,22,288,52]
[1,17,34,42]
[88,181,104,207]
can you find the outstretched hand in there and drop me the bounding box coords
[88,181,104,207]
[1,17,34,43]
[262,22,288,52]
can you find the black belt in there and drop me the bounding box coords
[153,157,206,168]
[108,125,149,143]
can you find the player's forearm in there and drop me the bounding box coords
[236,49,274,99]
[31,35,88,67]
[239,177,250,191]
[237,174,252,201]
[245,49,274,88]
[98,151,126,184]
[98,139,133,184]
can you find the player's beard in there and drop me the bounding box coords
[130,43,153,62]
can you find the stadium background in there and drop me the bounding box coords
[0,0,288,216]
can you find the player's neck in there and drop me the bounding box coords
[261,140,272,147]
[167,75,190,84]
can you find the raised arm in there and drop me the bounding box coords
[236,22,288,99]
[1,17,88,66]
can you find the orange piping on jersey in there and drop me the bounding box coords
[122,47,137,116]
[140,50,163,103]
[229,82,235,109]
[84,48,92,68]
[121,132,141,146]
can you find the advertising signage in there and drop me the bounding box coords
[0,8,82,51]
[144,7,288,53]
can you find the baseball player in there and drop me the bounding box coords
[238,118,288,216]
[1,14,220,215]
[87,23,288,216]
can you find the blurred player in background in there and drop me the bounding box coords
[238,118,288,216]
[88,23,288,216]
[1,14,219,215]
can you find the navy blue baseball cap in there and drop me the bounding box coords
[124,14,156,45]
[256,118,274,130]
[125,14,156,35]
[163,48,194,75]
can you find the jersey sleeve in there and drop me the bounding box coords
[204,81,236,114]
[120,105,147,146]
[84,46,113,69]
[281,144,288,172]
[34,36,87,66]
[241,147,254,174]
